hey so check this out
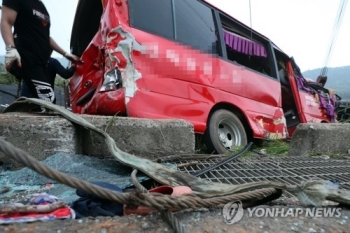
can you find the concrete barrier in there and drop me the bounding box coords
[0,113,195,169]
[0,113,77,169]
[288,123,350,156]
[81,115,195,160]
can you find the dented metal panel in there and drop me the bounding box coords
[69,0,332,141]
[105,26,144,104]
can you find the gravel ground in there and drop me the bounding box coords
[0,203,349,233]
[1,136,350,232]
[1,160,350,233]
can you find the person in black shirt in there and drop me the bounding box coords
[19,56,76,104]
[0,0,82,103]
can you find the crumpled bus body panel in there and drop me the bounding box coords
[69,0,332,140]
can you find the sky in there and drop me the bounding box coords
[0,0,349,72]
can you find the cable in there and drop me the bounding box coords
[248,0,253,60]
[321,3,343,75]
[249,0,253,41]
[320,0,346,75]
[191,142,254,177]
[320,0,348,77]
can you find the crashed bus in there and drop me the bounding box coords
[68,0,338,154]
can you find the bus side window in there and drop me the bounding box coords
[174,0,219,55]
[220,16,272,77]
[129,0,175,40]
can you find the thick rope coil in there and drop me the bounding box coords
[0,138,279,210]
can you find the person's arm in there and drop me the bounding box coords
[50,37,83,64]
[49,37,66,56]
[1,3,21,68]
[0,5,16,47]
[51,58,75,79]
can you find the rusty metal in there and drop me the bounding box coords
[170,156,350,197]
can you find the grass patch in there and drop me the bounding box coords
[228,145,254,157]
[238,140,290,158]
[55,76,68,88]
[195,134,290,158]
[238,149,256,158]
[259,140,290,156]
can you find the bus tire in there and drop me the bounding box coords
[205,109,247,154]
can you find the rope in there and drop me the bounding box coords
[0,137,280,210]
[3,98,287,198]
[131,169,188,232]
[131,169,148,194]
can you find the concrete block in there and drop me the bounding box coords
[0,113,195,169]
[0,113,77,170]
[81,115,195,160]
[288,123,350,156]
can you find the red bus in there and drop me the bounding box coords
[68,0,337,154]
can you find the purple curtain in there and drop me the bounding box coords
[295,74,336,122]
[295,74,314,93]
[223,29,267,57]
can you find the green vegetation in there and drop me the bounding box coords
[0,63,18,85]
[240,140,290,158]
[0,57,69,87]
[55,76,67,88]
[195,136,291,157]
[257,140,290,156]
[105,113,120,132]
[0,62,68,88]
[337,107,350,123]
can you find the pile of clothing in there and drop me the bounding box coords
[0,193,75,224]
[0,182,192,224]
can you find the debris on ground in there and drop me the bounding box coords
[0,153,176,204]
[1,98,350,232]
[0,207,349,233]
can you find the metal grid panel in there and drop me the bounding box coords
[173,156,350,197]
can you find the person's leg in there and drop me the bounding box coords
[20,65,55,103]
[20,80,36,98]
[32,79,55,102]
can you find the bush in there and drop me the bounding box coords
[55,76,67,88]
[0,73,18,85]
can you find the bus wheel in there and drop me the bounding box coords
[205,109,247,154]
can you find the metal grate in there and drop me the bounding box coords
[171,156,350,197]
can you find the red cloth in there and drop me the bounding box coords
[0,207,75,224]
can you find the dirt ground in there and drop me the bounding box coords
[1,161,350,233]
[0,203,349,233]
[1,134,350,232]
